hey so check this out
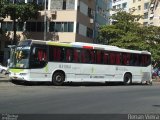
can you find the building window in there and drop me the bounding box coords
[17,22,24,31]
[144,12,148,19]
[26,22,45,32]
[133,0,136,3]
[62,0,66,10]
[51,0,74,10]
[68,22,73,32]
[49,22,55,32]
[138,5,141,10]
[76,23,79,34]
[55,22,62,32]
[112,6,116,10]
[88,7,94,18]
[143,22,148,26]
[117,4,121,9]
[144,2,149,10]
[49,22,73,32]
[37,22,44,32]
[2,22,13,31]
[122,3,127,9]
[87,27,93,38]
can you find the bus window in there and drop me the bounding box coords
[52,47,65,62]
[127,54,130,65]
[122,53,127,65]
[81,50,85,63]
[81,49,91,63]
[146,55,151,66]
[90,50,95,64]
[141,55,150,66]
[115,53,121,65]
[66,48,73,62]
[30,45,47,68]
[74,49,81,63]
[53,47,61,61]
[96,51,102,64]
[135,54,140,66]
[103,52,109,64]
[122,53,130,65]
[110,52,115,64]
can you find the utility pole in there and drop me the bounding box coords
[12,0,17,45]
[93,0,97,43]
[44,0,47,41]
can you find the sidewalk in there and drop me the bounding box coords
[0,73,10,82]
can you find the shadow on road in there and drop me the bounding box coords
[153,105,160,108]
[11,80,148,87]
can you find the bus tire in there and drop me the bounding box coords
[52,72,65,86]
[123,73,132,85]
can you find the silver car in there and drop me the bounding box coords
[0,64,8,74]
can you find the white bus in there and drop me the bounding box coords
[9,39,152,85]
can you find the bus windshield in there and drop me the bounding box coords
[10,46,30,69]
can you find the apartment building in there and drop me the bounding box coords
[110,0,130,24]
[0,0,110,64]
[129,0,149,25]
[148,0,160,26]
[112,0,129,12]
[111,0,160,26]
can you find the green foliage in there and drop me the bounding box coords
[0,0,6,18]
[97,11,160,61]
[4,2,42,22]
[0,1,42,44]
[97,25,124,44]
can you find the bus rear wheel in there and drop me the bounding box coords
[52,72,65,86]
[123,73,132,85]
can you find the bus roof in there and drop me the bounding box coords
[27,39,151,55]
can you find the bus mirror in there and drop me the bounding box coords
[32,48,36,55]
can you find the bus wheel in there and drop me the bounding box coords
[123,73,132,85]
[52,72,65,86]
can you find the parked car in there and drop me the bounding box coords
[0,64,8,74]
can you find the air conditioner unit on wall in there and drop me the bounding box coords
[90,18,94,24]
[50,10,57,19]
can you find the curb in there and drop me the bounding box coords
[0,80,11,82]
[0,74,10,83]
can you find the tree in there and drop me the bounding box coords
[97,11,160,61]
[97,25,124,45]
[3,1,42,44]
[0,0,7,34]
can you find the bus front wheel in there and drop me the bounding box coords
[123,73,132,85]
[52,72,65,86]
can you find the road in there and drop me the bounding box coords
[0,75,160,120]
[1,73,160,120]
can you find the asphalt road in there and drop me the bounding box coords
[0,76,160,115]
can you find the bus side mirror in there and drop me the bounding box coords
[32,48,36,55]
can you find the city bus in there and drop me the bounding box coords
[9,39,152,85]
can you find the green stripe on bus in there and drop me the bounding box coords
[45,64,48,72]
[9,69,24,73]
[47,42,72,47]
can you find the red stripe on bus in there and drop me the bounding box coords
[83,46,93,49]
